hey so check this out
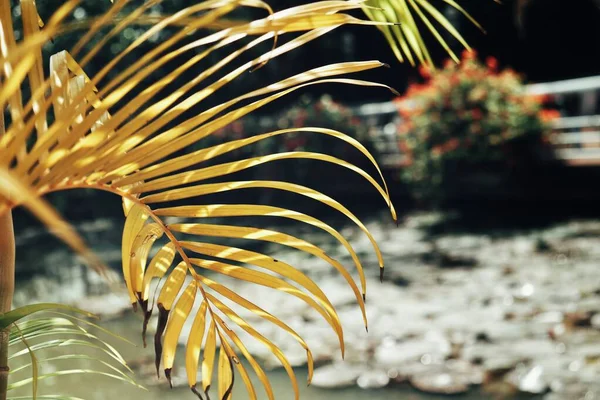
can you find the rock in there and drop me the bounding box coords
[544,382,600,400]
[513,282,536,300]
[76,292,132,318]
[357,370,390,389]
[513,238,536,256]
[574,297,600,313]
[564,311,593,329]
[481,357,521,384]
[591,313,600,329]
[445,359,485,385]
[572,342,600,360]
[410,372,470,395]
[534,311,564,325]
[509,365,548,394]
[311,363,363,389]
[374,336,450,367]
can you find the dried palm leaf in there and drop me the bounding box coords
[0,1,397,398]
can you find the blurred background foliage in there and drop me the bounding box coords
[395,50,558,204]
[27,0,600,104]
[9,0,600,222]
[200,94,378,185]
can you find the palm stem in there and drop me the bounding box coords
[0,111,16,400]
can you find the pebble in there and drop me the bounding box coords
[357,370,390,389]
[410,371,470,395]
[311,363,364,388]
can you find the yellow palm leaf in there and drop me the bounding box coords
[186,300,208,393]
[0,1,399,398]
[154,203,367,294]
[217,340,235,400]
[163,280,197,387]
[202,319,218,394]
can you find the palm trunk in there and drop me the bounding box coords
[0,111,15,400]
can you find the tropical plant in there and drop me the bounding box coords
[0,1,398,399]
[360,0,488,66]
[0,303,139,399]
[395,50,559,203]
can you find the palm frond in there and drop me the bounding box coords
[362,0,485,66]
[0,1,398,398]
[2,304,139,400]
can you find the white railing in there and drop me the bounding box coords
[526,75,600,95]
[356,75,600,168]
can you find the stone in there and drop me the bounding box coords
[564,311,593,329]
[410,372,470,395]
[76,292,132,318]
[534,311,564,325]
[357,370,390,389]
[513,238,536,256]
[511,365,548,394]
[591,313,600,329]
[311,363,363,389]
[374,337,450,367]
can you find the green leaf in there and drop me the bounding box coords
[0,304,96,330]
[12,323,38,400]
[8,396,86,400]
[7,370,142,391]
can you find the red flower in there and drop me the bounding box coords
[486,57,498,71]
[462,49,477,60]
[539,109,561,122]
[471,108,483,120]
[418,64,432,79]
[399,141,411,152]
[444,138,460,152]
[231,121,244,135]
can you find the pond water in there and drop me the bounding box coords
[8,315,540,400]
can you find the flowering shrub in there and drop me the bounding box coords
[395,50,559,204]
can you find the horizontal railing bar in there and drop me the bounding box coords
[551,131,600,144]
